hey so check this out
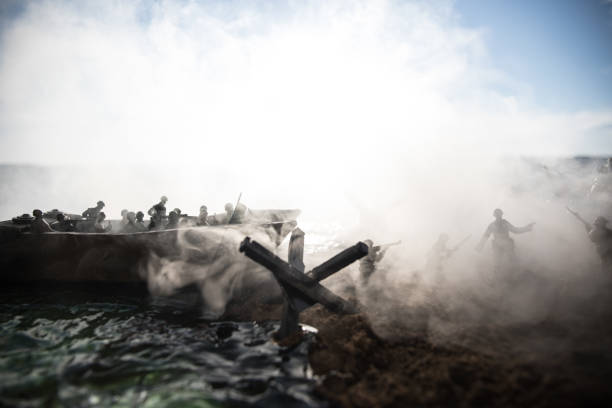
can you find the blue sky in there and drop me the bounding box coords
[456,0,612,112]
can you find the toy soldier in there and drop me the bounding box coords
[147,216,156,230]
[197,205,209,226]
[82,201,105,219]
[359,239,399,284]
[476,208,534,272]
[94,212,112,233]
[120,209,129,227]
[173,207,189,226]
[120,212,140,233]
[148,196,168,227]
[51,213,75,232]
[135,211,147,231]
[165,211,179,229]
[567,208,612,271]
[30,209,53,233]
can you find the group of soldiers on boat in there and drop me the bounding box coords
[24,195,249,234]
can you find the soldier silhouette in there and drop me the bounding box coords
[82,201,105,219]
[30,209,53,233]
[476,208,534,273]
[148,196,168,228]
[568,208,612,272]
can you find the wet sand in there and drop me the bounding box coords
[301,307,611,407]
[224,279,612,408]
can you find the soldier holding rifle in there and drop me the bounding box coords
[567,207,612,271]
[360,239,401,284]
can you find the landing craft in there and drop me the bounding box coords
[0,207,300,284]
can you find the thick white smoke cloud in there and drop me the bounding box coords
[0,1,611,343]
[1,0,610,223]
[143,225,280,318]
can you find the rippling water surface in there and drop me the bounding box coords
[0,285,326,407]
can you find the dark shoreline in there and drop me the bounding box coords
[224,289,612,408]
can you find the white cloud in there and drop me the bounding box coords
[0,0,610,172]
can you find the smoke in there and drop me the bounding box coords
[1,0,612,354]
[142,223,282,318]
[334,156,612,357]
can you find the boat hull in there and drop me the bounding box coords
[0,221,296,283]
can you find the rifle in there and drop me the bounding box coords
[227,192,243,224]
[373,240,402,252]
[566,206,591,230]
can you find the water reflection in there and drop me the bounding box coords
[0,285,326,407]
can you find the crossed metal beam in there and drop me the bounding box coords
[239,228,368,340]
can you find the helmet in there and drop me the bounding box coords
[493,208,503,218]
[97,201,105,207]
[32,209,43,217]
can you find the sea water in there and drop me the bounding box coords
[0,285,327,408]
